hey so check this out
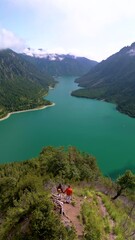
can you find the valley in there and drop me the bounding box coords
[0,76,135,179]
[0,45,135,240]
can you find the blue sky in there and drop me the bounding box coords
[0,0,135,61]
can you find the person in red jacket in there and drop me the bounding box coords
[64,185,73,203]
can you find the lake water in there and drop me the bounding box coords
[0,76,135,179]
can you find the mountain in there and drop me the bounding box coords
[0,49,56,119]
[72,42,135,118]
[0,146,135,239]
[22,48,98,76]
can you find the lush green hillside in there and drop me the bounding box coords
[21,53,98,76]
[0,146,100,240]
[0,146,135,239]
[0,49,56,119]
[72,42,135,118]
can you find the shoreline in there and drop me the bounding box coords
[71,91,135,119]
[0,102,55,122]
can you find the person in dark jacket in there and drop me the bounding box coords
[57,184,63,200]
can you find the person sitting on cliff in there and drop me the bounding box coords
[57,184,63,200]
[64,185,73,204]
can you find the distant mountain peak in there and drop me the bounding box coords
[23,47,78,61]
[125,42,135,56]
[23,47,49,58]
[21,47,98,76]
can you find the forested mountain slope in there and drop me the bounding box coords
[0,49,56,119]
[72,42,135,117]
[22,50,98,76]
[0,146,135,240]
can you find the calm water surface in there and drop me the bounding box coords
[0,76,135,178]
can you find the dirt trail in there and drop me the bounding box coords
[62,195,116,239]
[52,188,117,240]
[61,196,84,239]
[97,195,116,240]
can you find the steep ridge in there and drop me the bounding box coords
[52,185,135,240]
[72,42,135,117]
[21,49,98,76]
[0,49,56,119]
[0,146,134,239]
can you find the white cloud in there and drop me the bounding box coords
[0,28,26,52]
[8,0,135,38]
[5,0,135,60]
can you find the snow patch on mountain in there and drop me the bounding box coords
[127,43,135,56]
[127,48,135,56]
[23,48,77,60]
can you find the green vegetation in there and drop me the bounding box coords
[72,42,135,118]
[0,146,100,240]
[0,49,97,120]
[81,193,109,240]
[100,193,135,239]
[0,146,135,239]
[0,49,56,119]
[79,189,135,240]
[112,170,135,200]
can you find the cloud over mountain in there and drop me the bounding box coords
[0,28,26,52]
[2,0,135,60]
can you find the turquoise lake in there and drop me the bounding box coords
[0,76,135,179]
